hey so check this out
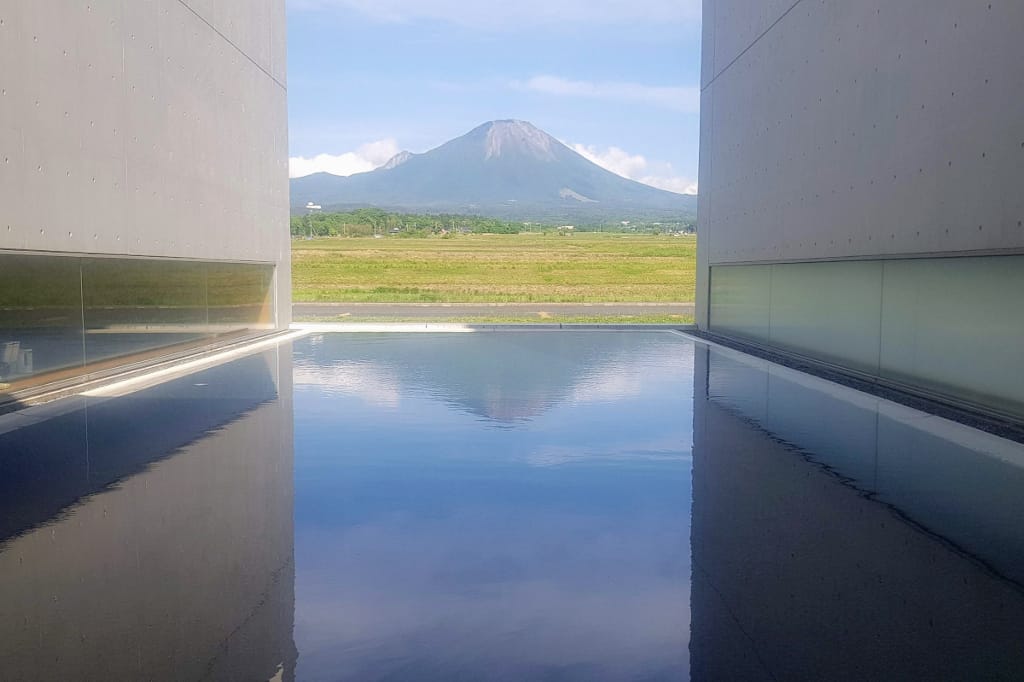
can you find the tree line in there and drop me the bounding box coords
[290,209,520,238]
[290,208,696,238]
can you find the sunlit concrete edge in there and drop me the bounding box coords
[671,329,1024,467]
[292,323,697,333]
[81,330,309,399]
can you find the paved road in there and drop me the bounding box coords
[294,302,694,319]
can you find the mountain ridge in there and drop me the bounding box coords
[290,120,696,222]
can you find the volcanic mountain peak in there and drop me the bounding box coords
[480,119,557,162]
[289,119,697,221]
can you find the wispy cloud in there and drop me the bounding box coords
[290,0,699,28]
[569,142,697,195]
[289,139,401,178]
[293,361,403,407]
[511,75,699,113]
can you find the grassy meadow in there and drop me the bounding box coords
[292,233,697,304]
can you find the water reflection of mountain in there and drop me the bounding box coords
[294,332,685,424]
[0,348,297,681]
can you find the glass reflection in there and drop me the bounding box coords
[292,332,694,680]
[691,343,1024,679]
[82,257,209,364]
[0,347,295,681]
[0,253,275,403]
[207,262,274,328]
[6,329,1023,680]
[0,254,84,391]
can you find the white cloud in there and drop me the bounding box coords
[638,175,699,195]
[512,75,699,113]
[527,441,690,467]
[293,361,402,407]
[569,142,697,195]
[570,144,648,180]
[289,138,401,178]
[289,133,698,195]
[290,0,699,28]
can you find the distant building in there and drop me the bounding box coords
[696,1,1024,421]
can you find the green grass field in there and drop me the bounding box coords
[292,233,697,304]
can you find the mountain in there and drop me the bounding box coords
[381,150,414,170]
[290,120,696,222]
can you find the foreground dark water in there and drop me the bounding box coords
[1,332,1023,680]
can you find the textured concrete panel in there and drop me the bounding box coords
[702,0,795,87]
[0,0,290,325]
[180,0,286,85]
[695,84,714,328]
[697,0,1024,413]
[699,0,1024,267]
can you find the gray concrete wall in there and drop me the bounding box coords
[699,0,1024,271]
[0,0,290,325]
[696,1,1024,416]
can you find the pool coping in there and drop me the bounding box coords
[1,329,305,412]
[2,325,697,413]
[291,322,698,333]
[674,328,1024,444]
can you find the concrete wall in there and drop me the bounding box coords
[697,0,1024,417]
[0,0,290,324]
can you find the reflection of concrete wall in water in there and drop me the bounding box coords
[0,349,296,680]
[689,346,1024,679]
[696,2,1024,418]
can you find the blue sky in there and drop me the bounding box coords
[286,0,702,194]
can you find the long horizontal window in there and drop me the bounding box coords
[0,253,274,402]
[709,255,1024,420]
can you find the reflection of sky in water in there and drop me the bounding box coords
[292,333,693,680]
[4,330,1024,678]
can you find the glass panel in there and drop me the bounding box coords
[206,262,275,329]
[879,255,1024,417]
[1,254,276,401]
[709,264,771,340]
[768,260,883,373]
[0,253,84,395]
[82,258,210,366]
[708,255,1024,419]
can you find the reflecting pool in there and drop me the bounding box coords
[1,331,1023,681]
[291,333,693,679]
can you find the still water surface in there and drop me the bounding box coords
[1,331,1023,680]
[292,333,693,680]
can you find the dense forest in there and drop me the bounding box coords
[290,208,695,238]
